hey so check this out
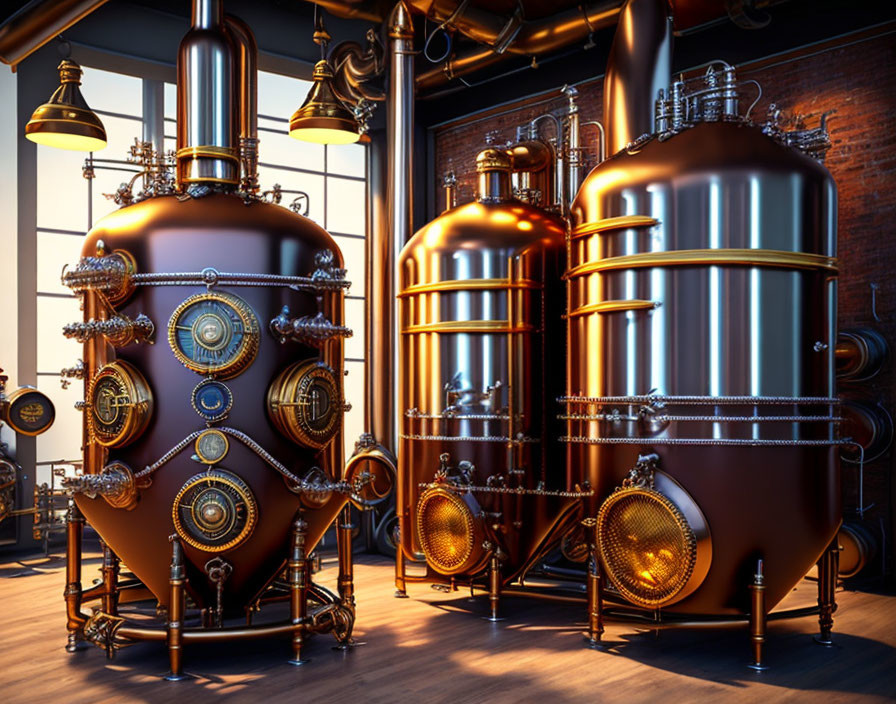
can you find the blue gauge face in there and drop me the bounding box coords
[192,379,233,423]
[167,291,260,379]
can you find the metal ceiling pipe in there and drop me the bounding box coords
[0,0,110,69]
[414,0,623,91]
[603,0,672,154]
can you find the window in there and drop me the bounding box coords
[31,65,369,478]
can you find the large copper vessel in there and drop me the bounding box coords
[59,0,359,673]
[568,0,840,616]
[396,147,586,608]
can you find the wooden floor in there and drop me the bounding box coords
[1,543,895,704]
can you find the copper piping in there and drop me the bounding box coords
[415,1,623,92]
[0,0,110,69]
[224,15,259,194]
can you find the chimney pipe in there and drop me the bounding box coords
[176,0,239,189]
[603,0,672,155]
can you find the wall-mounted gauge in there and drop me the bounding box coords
[267,360,342,450]
[3,387,55,436]
[172,469,258,552]
[167,291,259,379]
[195,429,229,465]
[88,361,153,447]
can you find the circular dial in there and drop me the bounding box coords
[4,387,55,436]
[172,469,257,552]
[191,379,233,423]
[88,361,153,447]
[195,429,229,465]
[168,292,259,379]
[267,360,341,449]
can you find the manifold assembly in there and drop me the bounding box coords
[396,0,841,667]
[57,0,384,677]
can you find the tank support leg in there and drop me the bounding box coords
[334,505,357,649]
[101,540,121,617]
[164,536,189,681]
[484,554,504,622]
[64,499,86,653]
[288,513,310,666]
[748,559,768,671]
[815,539,839,646]
[585,520,604,648]
[337,506,355,611]
[394,524,408,598]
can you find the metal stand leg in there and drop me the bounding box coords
[101,540,121,616]
[815,539,839,646]
[585,520,605,648]
[394,524,408,598]
[748,559,768,671]
[288,514,310,666]
[64,499,86,653]
[164,536,190,681]
[483,554,505,622]
[337,506,355,611]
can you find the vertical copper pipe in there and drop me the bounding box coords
[486,554,502,622]
[747,559,768,671]
[288,514,310,665]
[337,505,355,610]
[164,536,187,681]
[603,0,671,154]
[64,498,85,653]
[224,14,259,195]
[585,520,604,647]
[100,539,120,616]
[815,540,839,646]
[82,288,107,476]
[394,523,408,597]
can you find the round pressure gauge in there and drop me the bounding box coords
[267,360,342,450]
[191,379,233,423]
[88,361,153,447]
[4,387,55,436]
[195,429,229,465]
[168,291,259,379]
[172,469,258,552]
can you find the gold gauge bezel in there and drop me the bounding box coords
[195,429,230,465]
[88,360,153,448]
[172,469,258,552]
[167,291,260,379]
[266,360,341,450]
[4,386,55,436]
[104,249,138,305]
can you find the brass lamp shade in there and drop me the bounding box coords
[289,60,360,145]
[25,60,107,152]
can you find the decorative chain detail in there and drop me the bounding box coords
[560,435,844,447]
[418,481,593,498]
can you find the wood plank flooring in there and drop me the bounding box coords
[1,543,894,703]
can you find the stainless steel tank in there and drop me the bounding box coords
[568,0,840,616]
[396,147,584,608]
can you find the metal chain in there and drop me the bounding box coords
[418,482,593,498]
[559,394,839,405]
[401,433,539,444]
[559,413,842,423]
[131,270,350,291]
[560,435,844,447]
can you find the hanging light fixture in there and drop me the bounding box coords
[25,58,107,152]
[289,8,360,145]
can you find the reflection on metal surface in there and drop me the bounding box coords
[570,214,658,239]
[416,485,485,576]
[569,300,659,317]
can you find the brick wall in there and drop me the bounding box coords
[432,27,896,575]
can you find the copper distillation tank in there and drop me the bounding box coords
[395,117,594,617]
[58,0,376,677]
[566,0,841,666]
